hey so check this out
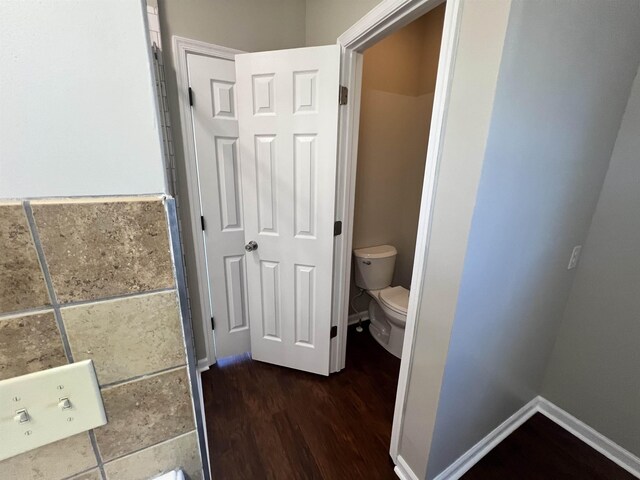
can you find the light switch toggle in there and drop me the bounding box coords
[14,409,29,423]
[58,398,72,410]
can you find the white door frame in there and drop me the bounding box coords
[332,0,463,461]
[173,36,245,369]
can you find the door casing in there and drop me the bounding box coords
[332,0,462,465]
[173,37,245,369]
[173,0,463,471]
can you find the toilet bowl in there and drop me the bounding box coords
[353,245,409,358]
[366,286,409,358]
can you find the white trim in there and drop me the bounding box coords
[172,36,245,369]
[395,455,421,480]
[339,0,446,51]
[537,398,640,478]
[332,0,464,461]
[197,358,211,372]
[348,310,370,325]
[432,397,540,480]
[429,396,640,480]
[330,46,364,374]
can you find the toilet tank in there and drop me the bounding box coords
[353,245,397,290]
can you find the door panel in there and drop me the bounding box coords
[187,53,250,359]
[236,45,340,375]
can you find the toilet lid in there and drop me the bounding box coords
[379,286,410,315]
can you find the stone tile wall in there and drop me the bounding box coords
[0,197,203,480]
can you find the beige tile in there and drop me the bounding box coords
[0,433,97,480]
[95,368,194,461]
[103,431,202,480]
[62,291,186,385]
[0,203,49,314]
[32,199,174,304]
[0,310,67,381]
[69,469,102,480]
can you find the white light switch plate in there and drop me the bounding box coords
[0,360,107,461]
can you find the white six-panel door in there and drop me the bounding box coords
[236,45,341,375]
[187,53,250,359]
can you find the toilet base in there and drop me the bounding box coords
[368,300,405,358]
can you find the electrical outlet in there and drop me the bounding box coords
[568,245,582,270]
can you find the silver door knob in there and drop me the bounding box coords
[245,241,258,252]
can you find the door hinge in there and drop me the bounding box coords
[330,325,338,338]
[188,87,194,107]
[339,85,348,105]
[211,317,215,330]
[200,215,206,231]
[334,221,342,236]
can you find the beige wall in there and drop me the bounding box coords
[542,65,640,456]
[158,0,306,54]
[352,5,445,306]
[305,0,382,46]
[155,0,393,360]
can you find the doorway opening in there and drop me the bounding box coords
[173,0,459,476]
[186,2,448,478]
[348,3,446,365]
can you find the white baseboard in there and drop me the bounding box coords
[537,397,640,478]
[432,397,539,480]
[395,454,420,480]
[348,310,369,325]
[426,396,640,480]
[197,358,211,372]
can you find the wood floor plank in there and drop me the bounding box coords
[202,325,400,479]
[203,327,632,479]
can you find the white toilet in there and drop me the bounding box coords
[353,245,409,358]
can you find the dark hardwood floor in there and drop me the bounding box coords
[201,324,401,479]
[462,413,636,480]
[202,328,634,479]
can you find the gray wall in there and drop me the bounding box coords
[397,1,513,476]
[157,0,307,359]
[424,1,640,478]
[1,0,165,198]
[542,66,640,457]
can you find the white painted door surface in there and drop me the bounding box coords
[187,53,250,359]
[236,45,341,375]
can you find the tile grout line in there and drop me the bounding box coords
[99,364,188,389]
[99,429,199,466]
[88,429,107,480]
[23,201,74,364]
[60,286,176,309]
[24,201,109,476]
[0,288,176,322]
[17,198,194,479]
[59,461,103,480]
[0,305,55,321]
